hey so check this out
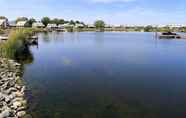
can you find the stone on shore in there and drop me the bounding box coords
[0,58,27,118]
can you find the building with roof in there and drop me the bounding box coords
[74,23,84,28]
[16,21,29,27]
[87,24,95,28]
[0,19,8,28]
[32,22,45,28]
[47,24,58,29]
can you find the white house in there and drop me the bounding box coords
[16,21,29,27]
[58,24,65,29]
[47,24,57,29]
[32,22,45,28]
[0,19,8,28]
[63,23,74,28]
[87,24,95,28]
[74,23,84,28]
[167,24,186,28]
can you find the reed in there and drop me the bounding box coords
[0,29,34,59]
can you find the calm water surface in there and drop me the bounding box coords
[22,32,186,118]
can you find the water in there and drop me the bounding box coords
[22,32,186,118]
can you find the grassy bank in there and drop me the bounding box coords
[0,29,34,59]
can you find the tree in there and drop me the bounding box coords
[144,25,154,32]
[41,17,50,27]
[16,17,28,23]
[75,20,80,24]
[58,19,65,24]
[50,18,65,25]
[0,16,7,19]
[69,20,75,25]
[28,18,36,27]
[94,20,105,29]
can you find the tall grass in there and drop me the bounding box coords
[0,29,4,34]
[0,29,34,59]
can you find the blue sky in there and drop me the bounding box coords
[0,0,186,25]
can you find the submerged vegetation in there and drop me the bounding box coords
[0,29,34,59]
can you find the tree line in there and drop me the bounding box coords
[0,16,106,29]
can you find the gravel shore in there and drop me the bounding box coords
[0,58,27,118]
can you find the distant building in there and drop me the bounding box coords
[58,24,65,29]
[167,24,186,28]
[32,22,45,28]
[0,19,8,28]
[47,24,57,29]
[63,23,74,28]
[16,21,29,27]
[74,23,84,28]
[87,24,95,28]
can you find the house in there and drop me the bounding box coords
[0,19,8,28]
[16,21,29,27]
[74,23,84,28]
[87,24,95,28]
[58,24,65,29]
[167,24,185,28]
[63,23,74,28]
[47,24,57,29]
[32,22,45,28]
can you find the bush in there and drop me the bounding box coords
[0,29,34,59]
[0,29,4,34]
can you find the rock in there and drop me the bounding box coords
[0,58,27,117]
[0,93,5,101]
[0,109,10,118]
[17,111,26,117]
[14,92,24,98]
[13,101,22,109]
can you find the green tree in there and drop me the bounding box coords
[28,18,36,27]
[94,20,105,29]
[50,18,59,25]
[183,27,186,32]
[69,20,75,25]
[0,16,7,19]
[144,25,153,32]
[16,17,28,23]
[41,17,50,27]
[58,19,65,24]
[75,20,80,24]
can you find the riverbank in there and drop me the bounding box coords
[0,29,35,118]
[0,58,27,118]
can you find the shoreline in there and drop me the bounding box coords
[0,58,27,118]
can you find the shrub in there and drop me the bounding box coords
[0,29,34,59]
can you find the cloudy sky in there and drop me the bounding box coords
[0,0,186,25]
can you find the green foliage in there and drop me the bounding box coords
[0,29,4,34]
[182,27,186,32]
[69,20,75,25]
[0,29,34,59]
[16,17,28,23]
[28,18,36,27]
[94,20,105,29]
[50,18,65,25]
[144,25,154,32]
[158,27,170,32]
[41,17,50,27]
[0,16,7,19]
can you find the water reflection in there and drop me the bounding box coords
[16,46,34,65]
[94,32,105,47]
[23,32,186,118]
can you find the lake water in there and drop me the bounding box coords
[22,32,186,118]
